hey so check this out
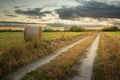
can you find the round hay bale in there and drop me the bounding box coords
[24,26,43,42]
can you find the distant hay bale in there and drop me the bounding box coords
[24,26,43,42]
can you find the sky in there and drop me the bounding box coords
[0,0,120,26]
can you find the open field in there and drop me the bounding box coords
[105,32,120,36]
[22,34,97,80]
[0,32,91,78]
[1,31,120,80]
[0,32,84,49]
[0,32,24,49]
[0,0,120,80]
[93,32,120,80]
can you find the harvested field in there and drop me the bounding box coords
[7,34,89,80]
[93,32,120,80]
[1,0,120,79]
[22,33,98,80]
[0,32,90,79]
[1,31,120,80]
[0,32,85,49]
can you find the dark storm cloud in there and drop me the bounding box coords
[55,1,120,19]
[73,0,120,5]
[15,8,51,18]
[5,14,17,17]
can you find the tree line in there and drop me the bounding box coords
[0,26,120,32]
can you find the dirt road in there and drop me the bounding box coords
[7,36,89,80]
[72,34,100,80]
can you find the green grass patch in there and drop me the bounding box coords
[93,37,105,80]
[105,32,120,36]
[0,32,83,49]
[93,53,105,80]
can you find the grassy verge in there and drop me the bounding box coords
[93,33,120,80]
[22,34,97,80]
[0,33,90,78]
[93,34,105,80]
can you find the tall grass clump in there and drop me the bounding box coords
[0,43,30,76]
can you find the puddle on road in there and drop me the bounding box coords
[7,37,89,80]
[72,34,100,80]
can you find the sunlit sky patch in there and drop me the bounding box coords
[0,0,120,26]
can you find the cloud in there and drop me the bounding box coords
[47,23,67,27]
[41,3,58,9]
[41,3,50,8]
[15,8,52,18]
[73,0,120,5]
[5,14,17,17]
[2,10,10,14]
[14,5,26,8]
[55,1,120,19]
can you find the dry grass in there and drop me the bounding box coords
[0,33,89,78]
[93,33,120,80]
[22,33,97,80]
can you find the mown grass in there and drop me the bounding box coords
[106,32,120,36]
[0,32,83,49]
[22,33,97,80]
[44,32,84,40]
[93,33,120,80]
[0,32,24,49]
[0,32,90,78]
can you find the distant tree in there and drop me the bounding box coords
[43,29,61,32]
[0,29,23,32]
[69,26,85,32]
[102,26,120,31]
